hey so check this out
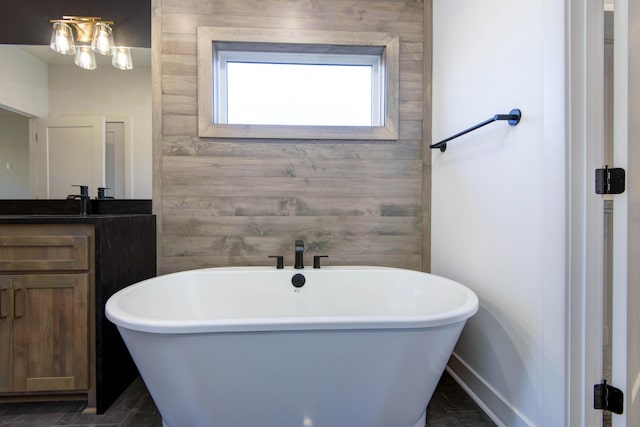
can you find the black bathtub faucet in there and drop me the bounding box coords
[294,240,304,269]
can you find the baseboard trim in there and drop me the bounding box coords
[447,352,536,427]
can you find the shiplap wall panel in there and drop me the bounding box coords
[163,196,420,217]
[155,0,430,273]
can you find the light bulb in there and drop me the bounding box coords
[91,22,114,55]
[112,47,133,70]
[50,22,76,55]
[74,46,97,70]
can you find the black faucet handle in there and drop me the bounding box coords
[313,255,328,269]
[97,187,111,199]
[72,185,89,197]
[268,255,284,269]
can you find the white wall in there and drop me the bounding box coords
[48,63,152,198]
[0,46,46,199]
[432,1,566,426]
[0,111,30,198]
[0,46,48,117]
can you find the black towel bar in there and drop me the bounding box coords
[430,108,522,152]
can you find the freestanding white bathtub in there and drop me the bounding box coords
[105,266,478,427]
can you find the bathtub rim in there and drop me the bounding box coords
[105,266,479,334]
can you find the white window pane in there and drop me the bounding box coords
[226,62,373,126]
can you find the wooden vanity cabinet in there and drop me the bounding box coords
[0,224,93,399]
[0,214,156,413]
[0,275,12,393]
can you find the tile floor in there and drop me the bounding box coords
[0,372,495,426]
[426,372,496,426]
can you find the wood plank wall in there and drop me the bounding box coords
[153,0,431,273]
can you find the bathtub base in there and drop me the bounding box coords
[124,324,462,427]
[162,410,426,427]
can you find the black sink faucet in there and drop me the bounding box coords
[294,240,304,269]
[67,185,90,215]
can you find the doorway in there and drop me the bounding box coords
[602,7,614,427]
[0,108,30,198]
[588,0,640,426]
[32,115,131,199]
[105,121,125,199]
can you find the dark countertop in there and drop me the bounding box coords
[0,214,154,223]
[0,200,152,216]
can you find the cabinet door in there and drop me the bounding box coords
[0,275,12,392]
[12,274,89,392]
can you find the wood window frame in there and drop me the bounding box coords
[197,26,399,140]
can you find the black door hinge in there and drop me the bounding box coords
[596,166,626,195]
[594,380,624,414]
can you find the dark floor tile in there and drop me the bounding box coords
[425,372,496,427]
[427,410,497,427]
[119,394,161,427]
[52,424,119,427]
[434,376,477,407]
[55,379,145,426]
[0,372,495,427]
[0,401,85,427]
[0,401,83,417]
[1,411,64,427]
[426,396,449,421]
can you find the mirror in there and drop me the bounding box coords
[0,45,151,199]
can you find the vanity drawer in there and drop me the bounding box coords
[0,233,89,272]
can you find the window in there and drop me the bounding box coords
[220,53,380,127]
[197,27,399,140]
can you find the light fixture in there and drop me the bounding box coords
[50,21,75,55]
[112,47,133,70]
[91,21,115,55]
[75,46,97,70]
[49,16,133,70]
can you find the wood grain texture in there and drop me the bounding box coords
[0,235,89,272]
[162,13,423,41]
[156,0,430,273]
[0,276,12,392]
[0,224,93,399]
[12,274,89,393]
[153,0,165,251]
[196,26,399,140]
[422,0,432,272]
